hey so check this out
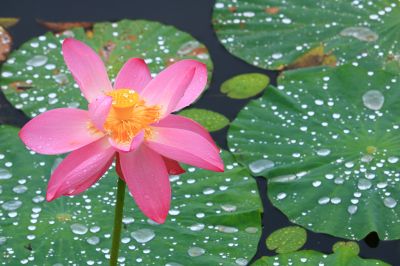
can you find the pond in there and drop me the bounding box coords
[0,0,399,265]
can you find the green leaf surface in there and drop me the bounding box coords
[221,73,270,99]
[179,108,230,132]
[0,125,262,265]
[212,0,400,70]
[266,226,306,254]
[253,242,390,266]
[228,64,400,240]
[0,19,213,117]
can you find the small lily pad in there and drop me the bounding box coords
[266,226,306,253]
[333,241,360,256]
[179,108,230,132]
[220,73,269,99]
[253,242,390,266]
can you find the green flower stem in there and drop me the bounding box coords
[109,176,126,266]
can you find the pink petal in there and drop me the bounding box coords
[62,38,113,102]
[162,156,185,175]
[146,126,224,172]
[154,114,217,150]
[140,60,199,117]
[46,137,115,201]
[88,95,112,131]
[19,108,104,155]
[115,154,125,181]
[119,145,170,224]
[114,58,152,92]
[108,130,144,152]
[172,61,207,112]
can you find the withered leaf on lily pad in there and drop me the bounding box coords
[36,19,94,33]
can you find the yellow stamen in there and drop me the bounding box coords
[103,89,160,145]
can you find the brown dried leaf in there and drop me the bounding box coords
[228,6,237,13]
[265,7,280,14]
[285,44,337,70]
[99,41,116,62]
[36,19,93,33]
[0,17,20,29]
[0,26,12,63]
[9,81,33,92]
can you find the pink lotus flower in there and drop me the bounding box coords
[19,38,224,223]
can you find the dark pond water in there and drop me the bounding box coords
[1,0,399,265]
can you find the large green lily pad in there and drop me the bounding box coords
[0,125,262,265]
[212,0,400,70]
[0,19,213,117]
[253,242,390,266]
[228,64,400,240]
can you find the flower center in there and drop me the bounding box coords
[103,89,160,145]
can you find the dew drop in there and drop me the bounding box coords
[248,159,275,174]
[340,26,378,42]
[345,161,354,168]
[383,197,397,208]
[348,205,358,215]
[318,197,330,205]
[2,200,22,211]
[221,204,237,212]
[196,212,205,218]
[271,174,297,183]
[13,185,27,194]
[26,55,48,67]
[377,182,388,189]
[215,225,238,233]
[131,229,155,243]
[32,195,45,203]
[90,226,101,233]
[166,263,183,266]
[0,168,12,180]
[365,173,375,180]
[331,197,341,204]
[312,181,322,187]
[361,155,373,163]
[388,156,399,164]
[122,217,135,224]
[70,223,88,235]
[357,179,372,190]
[189,223,205,232]
[169,209,180,216]
[235,258,248,266]
[245,227,258,234]
[87,236,100,245]
[177,41,200,56]
[316,149,331,156]
[277,192,287,200]
[362,90,384,111]
[53,73,69,85]
[188,247,205,257]
[203,188,215,195]
[0,236,5,245]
